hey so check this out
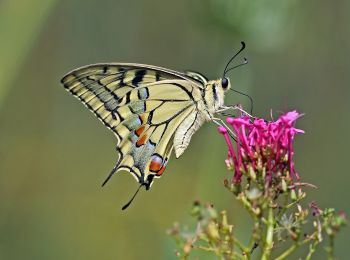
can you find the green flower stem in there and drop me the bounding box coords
[285,197,304,210]
[275,244,298,260]
[305,241,319,260]
[237,194,260,220]
[326,234,335,260]
[196,245,216,253]
[261,207,274,260]
[276,232,317,260]
[233,236,250,256]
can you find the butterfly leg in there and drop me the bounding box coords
[212,117,236,141]
[217,105,253,118]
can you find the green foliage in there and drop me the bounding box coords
[169,188,346,259]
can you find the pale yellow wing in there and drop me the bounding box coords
[61,64,204,188]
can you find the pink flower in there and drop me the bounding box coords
[218,110,304,184]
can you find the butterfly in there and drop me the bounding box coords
[60,42,248,209]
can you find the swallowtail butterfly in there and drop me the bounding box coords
[61,42,248,209]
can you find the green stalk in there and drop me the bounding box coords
[275,244,298,260]
[305,241,319,260]
[238,194,260,219]
[276,232,317,260]
[233,237,249,255]
[326,235,335,260]
[261,207,274,260]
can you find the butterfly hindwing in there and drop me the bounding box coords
[114,105,195,188]
[109,81,198,187]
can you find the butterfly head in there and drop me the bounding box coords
[206,77,231,92]
[221,77,230,91]
[203,78,231,112]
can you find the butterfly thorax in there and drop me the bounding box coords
[202,79,227,117]
[173,79,229,158]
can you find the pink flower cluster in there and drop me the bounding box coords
[218,111,304,184]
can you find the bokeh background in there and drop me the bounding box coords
[1,0,349,259]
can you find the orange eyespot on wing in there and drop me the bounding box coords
[149,156,162,171]
[149,154,167,176]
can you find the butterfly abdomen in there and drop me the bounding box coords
[174,111,206,158]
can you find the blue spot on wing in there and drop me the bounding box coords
[138,88,149,99]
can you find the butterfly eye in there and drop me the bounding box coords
[221,77,229,90]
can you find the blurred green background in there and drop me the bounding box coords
[0,0,349,259]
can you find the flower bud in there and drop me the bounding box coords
[291,189,297,201]
[282,179,288,192]
[218,126,228,134]
[206,222,220,241]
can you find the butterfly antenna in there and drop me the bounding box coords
[224,57,248,75]
[122,184,143,210]
[230,88,254,115]
[223,41,246,78]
